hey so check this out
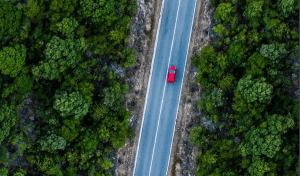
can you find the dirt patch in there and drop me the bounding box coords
[113,0,164,175]
[166,0,214,175]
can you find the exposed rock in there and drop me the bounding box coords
[201,117,217,132]
[29,115,35,121]
[86,51,93,58]
[234,137,241,144]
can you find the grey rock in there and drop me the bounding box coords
[24,98,33,105]
[234,136,241,143]
[86,51,92,58]
[201,117,217,132]
[29,115,35,121]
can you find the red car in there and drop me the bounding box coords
[167,66,177,83]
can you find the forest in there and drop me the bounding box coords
[190,0,299,175]
[0,0,137,175]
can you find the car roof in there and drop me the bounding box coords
[168,71,175,82]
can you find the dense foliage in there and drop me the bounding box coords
[0,0,137,175]
[191,0,299,175]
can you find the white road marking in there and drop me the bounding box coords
[132,0,166,175]
[165,0,198,175]
[148,0,182,175]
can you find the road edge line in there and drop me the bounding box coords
[132,0,166,175]
[148,0,182,175]
[165,0,198,175]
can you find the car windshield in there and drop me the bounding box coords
[170,69,175,74]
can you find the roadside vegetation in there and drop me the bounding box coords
[0,0,137,175]
[190,0,299,175]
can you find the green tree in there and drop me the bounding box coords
[32,36,87,80]
[38,133,67,152]
[0,44,26,77]
[109,29,127,45]
[240,128,282,158]
[192,45,224,89]
[108,108,134,149]
[53,90,91,119]
[44,36,86,68]
[2,74,33,100]
[271,23,291,42]
[235,75,273,104]
[214,3,236,25]
[73,64,92,80]
[119,47,137,68]
[35,154,56,172]
[247,156,270,176]
[277,0,295,18]
[243,0,263,28]
[12,168,26,176]
[46,164,63,176]
[217,73,236,92]
[0,168,8,176]
[91,104,109,121]
[262,9,280,30]
[208,140,241,175]
[259,43,288,66]
[101,158,114,170]
[47,0,78,32]
[232,92,266,120]
[236,115,253,132]
[213,24,226,37]
[0,146,8,167]
[266,113,294,135]
[240,114,294,159]
[78,0,115,23]
[77,129,99,153]
[196,150,218,175]
[63,166,79,176]
[189,126,209,147]
[24,0,44,22]
[226,43,248,67]
[100,82,129,107]
[0,100,18,143]
[0,1,23,45]
[56,17,79,38]
[78,81,94,102]
[233,28,247,44]
[65,150,80,166]
[245,52,268,77]
[198,88,228,117]
[59,119,80,142]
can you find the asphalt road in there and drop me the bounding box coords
[133,0,197,175]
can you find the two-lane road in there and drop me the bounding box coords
[133,0,197,175]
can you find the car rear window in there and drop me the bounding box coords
[170,69,175,73]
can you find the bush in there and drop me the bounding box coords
[235,75,273,104]
[189,126,209,147]
[53,90,91,119]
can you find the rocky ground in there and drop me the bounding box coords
[113,0,215,175]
